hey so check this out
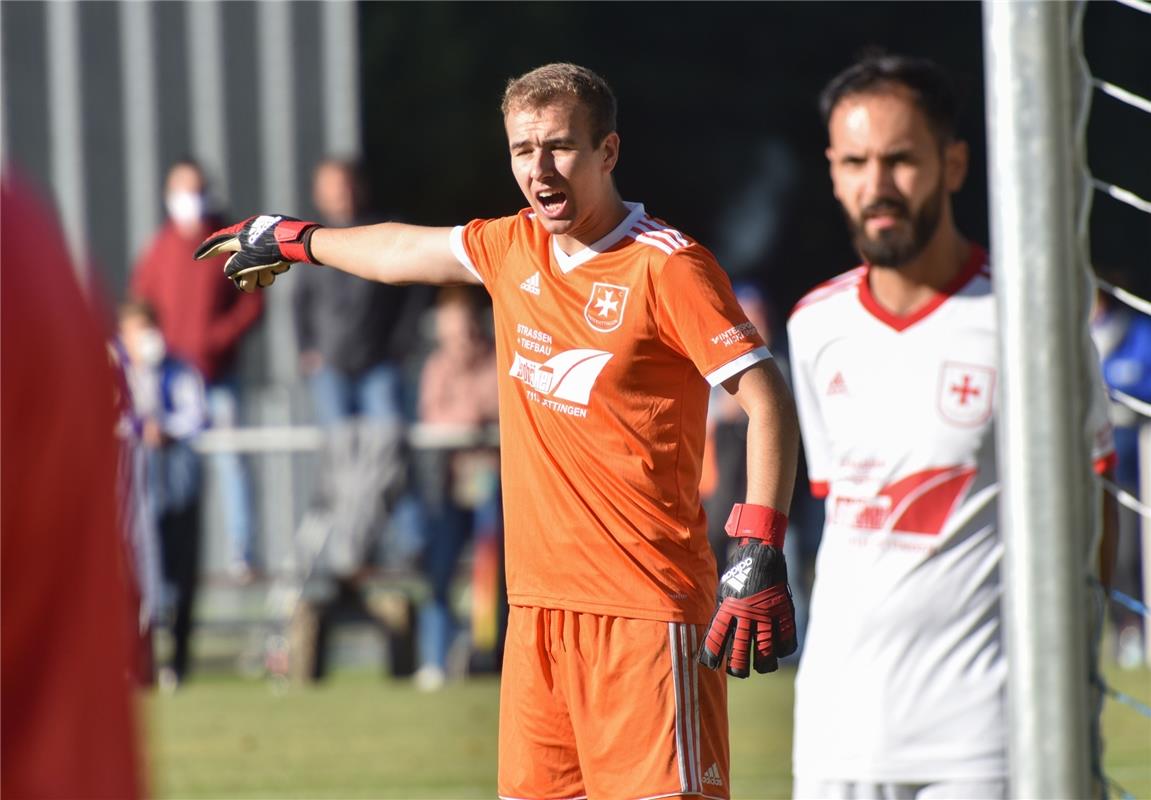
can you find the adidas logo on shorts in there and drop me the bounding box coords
[519,271,541,295]
[702,762,724,786]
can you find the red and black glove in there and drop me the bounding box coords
[699,503,797,677]
[193,214,322,292]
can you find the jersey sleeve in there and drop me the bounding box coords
[787,313,832,498]
[653,248,771,386]
[449,214,522,285]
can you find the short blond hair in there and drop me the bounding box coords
[501,63,617,146]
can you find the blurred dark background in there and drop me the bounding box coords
[358,1,1149,319]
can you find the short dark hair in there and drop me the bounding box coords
[502,63,617,146]
[819,52,960,144]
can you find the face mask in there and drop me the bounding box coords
[165,191,205,225]
[137,327,166,367]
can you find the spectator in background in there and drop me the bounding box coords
[118,299,209,690]
[1,171,143,800]
[132,159,262,579]
[294,158,422,426]
[110,334,164,687]
[287,158,420,682]
[413,287,501,690]
[1092,273,1151,668]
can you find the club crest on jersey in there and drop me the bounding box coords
[584,282,629,333]
[938,362,995,426]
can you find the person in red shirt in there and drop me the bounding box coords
[132,159,263,579]
[1,171,143,800]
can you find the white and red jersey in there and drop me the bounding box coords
[786,247,1114,782]
[450,201,770,623]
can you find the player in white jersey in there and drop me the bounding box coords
[787,54,1116,800]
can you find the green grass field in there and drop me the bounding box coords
[147,665,1150,799]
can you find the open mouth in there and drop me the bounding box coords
[537,191,568,218]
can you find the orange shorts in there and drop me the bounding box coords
[498,606,730,800]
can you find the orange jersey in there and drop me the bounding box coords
[450,202,769,623]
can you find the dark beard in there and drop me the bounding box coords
[846,180,945,268]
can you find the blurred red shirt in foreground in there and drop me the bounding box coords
[1,173,143,800]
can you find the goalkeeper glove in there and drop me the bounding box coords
[699,503,797,678]
[193,214,322,292]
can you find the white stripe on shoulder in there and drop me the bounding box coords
[635,232,675,255]
[629,216,689,254]
[448,225,484,284]
[642,216,690,247]
[706,346,772,387]
[638,216,691,248]
[642,228,682,252]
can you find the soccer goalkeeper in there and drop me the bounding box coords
[196,63,799,799]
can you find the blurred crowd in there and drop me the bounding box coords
[106,157,511,692]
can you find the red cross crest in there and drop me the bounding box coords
[937,362,995,426]
[584,282,629,333]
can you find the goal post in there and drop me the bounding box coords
[982,2,1097,798]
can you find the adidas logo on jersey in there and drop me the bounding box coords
[826,371,848,396]
[702,763,724,786]
[519,271,541,295]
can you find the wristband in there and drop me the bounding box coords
[274,220,323,265]
[725,503,788,548]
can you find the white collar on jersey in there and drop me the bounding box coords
[551,201,646,274]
